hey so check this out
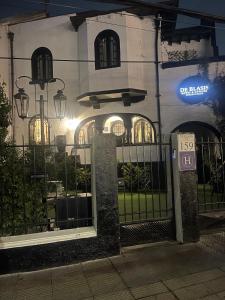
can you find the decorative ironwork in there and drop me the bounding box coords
[0,143,92,237]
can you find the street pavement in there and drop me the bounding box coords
[1,232,225,299]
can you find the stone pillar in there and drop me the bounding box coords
[172,133,200,243]
[123,116,132,144]
[95,116,105,134]
[92,133,120,254]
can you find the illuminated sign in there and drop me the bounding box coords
[177,75,211,104]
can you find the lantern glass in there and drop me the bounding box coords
[14,88,29,119]
[53,90,67,119]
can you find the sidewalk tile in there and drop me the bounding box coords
[164,269,225,290]
[174,283,213,300]
[217,290,225,298]
[52,263,82,280]
[52,274,92,300]
[130,282,168,299]
[202,295,221,300]
[138,292,176,300]
[94,289,134,300]
[0,291,16,300]
[15,285,52,300]
[0,275,18,294]
[205,276,225,293]
[154,292,177,300]
[16,270,52,290]
[53,290,93,300]
[82,259,114,277]
[87,272,126,296]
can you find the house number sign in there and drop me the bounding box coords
[178,133,196,172]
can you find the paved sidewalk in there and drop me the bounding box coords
[2,232,225,300]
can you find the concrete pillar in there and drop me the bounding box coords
[91,133,120,253]
[172,133,200,243]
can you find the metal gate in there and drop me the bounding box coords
[197,138,225,231]
[116,141,175,246]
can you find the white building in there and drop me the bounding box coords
[0,7,223,148]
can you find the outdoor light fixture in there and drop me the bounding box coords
[14,76,67,120]
[53,89,67,119]
[14,88,29,119]
[14,76,67,145]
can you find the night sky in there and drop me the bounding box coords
[1,0,225,54]
[2,0,225,19]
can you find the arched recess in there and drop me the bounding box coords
[172,121,221,185]
[74,113,156,145]
[172,121,221,142]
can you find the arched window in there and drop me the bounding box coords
[77,120,95,145]
[134,118,155,143]
[29,115,50,144]
[31,47,53,83]
[78,128,85,145]
[95,30,120,70]
[111,120,125,137]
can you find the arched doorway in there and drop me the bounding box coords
[172,121,220,142]
[173,122,225,219]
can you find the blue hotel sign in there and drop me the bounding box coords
[178,75,210,104]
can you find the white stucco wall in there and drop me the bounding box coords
[85,13,129,93]
[74,13,159,134]
[160,61,225,135]
[8,14,79,144]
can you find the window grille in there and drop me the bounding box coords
[95,30,120,70]
[31,47,53,83]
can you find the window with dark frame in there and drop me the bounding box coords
[95,30,120,70]
[31,47,53,83]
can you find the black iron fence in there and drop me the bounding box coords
[197,138,225,213]
[116,142,173,225]
[0,143,92,237]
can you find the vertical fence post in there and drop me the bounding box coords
[171,133,199,243]
[92,133,120,254]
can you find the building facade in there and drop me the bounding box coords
[2,6,225,273]
[0,8,223,148]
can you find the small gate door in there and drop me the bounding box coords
[117,141,175,246]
